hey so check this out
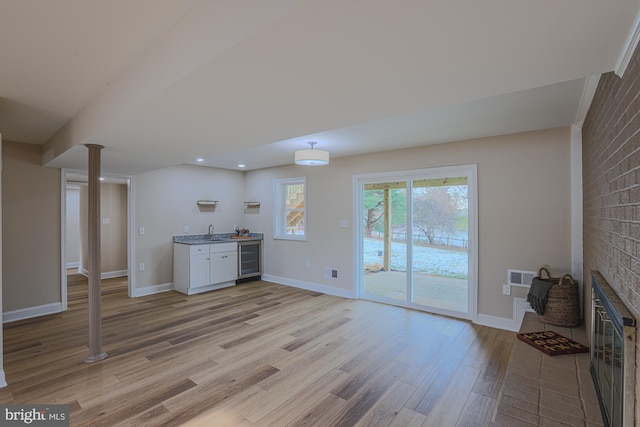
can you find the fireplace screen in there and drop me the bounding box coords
[590,271,636,427]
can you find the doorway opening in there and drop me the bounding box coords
[62,171,135,309]
[355,165,478,320]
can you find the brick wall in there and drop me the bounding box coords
[582,45,640,422]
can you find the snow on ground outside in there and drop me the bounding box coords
[364,238,468,279]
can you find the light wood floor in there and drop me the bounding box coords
[1,275,515,426]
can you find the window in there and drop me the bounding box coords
[274,177,306,240]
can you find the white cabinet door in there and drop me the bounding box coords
[223,250,238,282]
[189,252,210,288]
[210,251,238,284]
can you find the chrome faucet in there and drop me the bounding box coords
[208,224,214,236]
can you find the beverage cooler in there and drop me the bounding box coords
[237,240,262,282]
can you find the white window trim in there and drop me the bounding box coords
[274,177,307,241]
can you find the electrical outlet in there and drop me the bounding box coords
[183,225,189,233]
[138,226,145,236]
[139,263,145,272]
[502,284,511,295]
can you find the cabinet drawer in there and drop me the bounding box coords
[209,242,237,253]
[189,245,209,255]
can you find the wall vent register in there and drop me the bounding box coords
[508,269,536,287]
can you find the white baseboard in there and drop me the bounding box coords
[262,274,356,299]
[66,261,80,269]
[0,370,6,388]
[133,282,174,298]
[476,313,519,332]
[475,297,533,332]
[78,268,128,279]
[102,270,128,279]
[3,302,63,323]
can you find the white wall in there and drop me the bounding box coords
[65,186,80,268]
[2,141,61,313]
[134,164,245,292]
[79,183,128,276]
[244,127,573,320]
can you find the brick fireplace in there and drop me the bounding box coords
[582,40,640,424]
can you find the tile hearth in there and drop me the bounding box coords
[493,313,604,426]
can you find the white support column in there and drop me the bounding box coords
[84,144,107,363]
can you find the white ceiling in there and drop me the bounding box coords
[1,0,639,173]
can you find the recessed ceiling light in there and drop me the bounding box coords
[196,158,204,162]
[237,164,246,168]
[99,177,105,181]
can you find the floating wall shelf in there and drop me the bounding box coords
[244,202,261,208]
[197,200,219,207]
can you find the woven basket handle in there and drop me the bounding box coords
[538,267,553,279]
[558,274,576,285]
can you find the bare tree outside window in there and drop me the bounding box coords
[412,186,466,245]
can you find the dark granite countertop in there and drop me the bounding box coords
[173,233,263,245]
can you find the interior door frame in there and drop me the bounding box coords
[60,169,136,307]
[353,164,478,321]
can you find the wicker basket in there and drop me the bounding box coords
[537,267,580,327]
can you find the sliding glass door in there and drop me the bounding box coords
[356,165,477,320]
[362,182,408,303]
[411,176,469,313]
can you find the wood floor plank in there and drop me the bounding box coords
[287,392,348,427]
[241,343,351,423]
[0,276,515,426]
[423,364,481,426]
[258,335,349,392]
[113,404,176,427]
[388,408,428,427]
[249,369,351,426]
[333,341,407,401]
[456,391,497,427]
[471,337,513,399]
[199,384,267,425]
[73,378,197,427]
[405,346,466,415]
[281,316,352,352]
[180,409,254,427]
[165,383,266,427]
[354,380,418,427]
[332,360,410,427]
[161,364,280,427]
[144,333,228,363]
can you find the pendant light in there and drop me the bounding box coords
[294,142,330,166]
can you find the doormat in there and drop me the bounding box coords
[517,331,589,356]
